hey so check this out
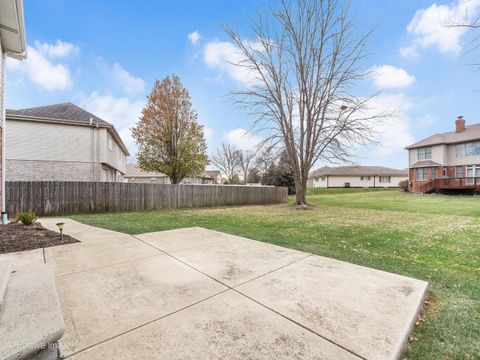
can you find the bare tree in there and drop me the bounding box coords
[255,145,279,182]
[211,143,241,183]
[238,150,256,184]
[225,0,382,205]
[447,2,480,68]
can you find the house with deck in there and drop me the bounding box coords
[307,166,408,189]
[6,103,129,182]
[407,116,480,194]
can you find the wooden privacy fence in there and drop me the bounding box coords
[6,181,288,216]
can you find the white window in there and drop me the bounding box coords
[417,147,432,160]
[108,135,113,151]
[360,176,371,181]
[455,144,464,158]
[379,176,391,183]
[416,168,427,181]
[465,141,480,156]
[150,177,156,182]
[431,167,437,179]
[455,166,463,178]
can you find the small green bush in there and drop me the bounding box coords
[398,179,409,192]
[15,209,38,225]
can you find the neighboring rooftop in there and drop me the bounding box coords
[309,166,408,178]
[203,170,221,177]
[6,103,111,126]
[407,117,480,149]
[125,164,167,178]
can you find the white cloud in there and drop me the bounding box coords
[188,31,201,44]
[79,92,145,153]
[107,62,146,95]
[204,40,261,86]
[6,40,77,91]
[401,0,480,57]
[224,128,262,151]
[35,40,79,58]
[399,45,420,60]
[7,45,73,91]
[370,65,415,90]
[365,93,416,156]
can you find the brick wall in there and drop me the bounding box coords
[6,159,104,182]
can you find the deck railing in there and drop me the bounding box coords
[433,177,480,189]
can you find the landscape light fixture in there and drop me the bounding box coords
[56,222,65,241]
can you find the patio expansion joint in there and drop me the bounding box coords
[61,287,231,359]
[54,253,163,278]
[131,234,367,360]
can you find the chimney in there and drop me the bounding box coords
[455,116,466,133]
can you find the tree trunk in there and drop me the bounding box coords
[293,170,306,206]
[295,187,305,205]
[293,169,308,206]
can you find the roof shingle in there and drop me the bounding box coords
[6,102,111,126]
[406,123,480,149]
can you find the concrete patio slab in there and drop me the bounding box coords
[44,236,159,276]
[0,259,11,307]
[41,218,131,243]
[41,217,112,234]
[36,220,427,359]
[69,290,360,360]
[56,254,227,357]
[0,263,64,360]
[172,235,310,287]
[236,255,428,360]
[135,227,229,252]
[0,248,45,270]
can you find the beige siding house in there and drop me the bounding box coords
[308,166,408,189]
[6,103,129,182]
[125,164,220,184]
[0,0,27,220]
[407,116,480,193]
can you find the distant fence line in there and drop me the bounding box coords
[6,181,288,216]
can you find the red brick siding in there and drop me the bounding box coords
[410,166,461,193]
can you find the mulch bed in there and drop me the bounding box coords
[0,222,80,254]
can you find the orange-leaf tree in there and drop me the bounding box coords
[132,75,208,184]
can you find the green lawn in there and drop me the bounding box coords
[70,189,480,359]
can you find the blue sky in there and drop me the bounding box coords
[7,0,480,170]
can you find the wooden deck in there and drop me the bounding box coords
[420,178,480,193]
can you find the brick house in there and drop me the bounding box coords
[0,0,27,221]
[307,166,408,189]
[407,116,480,193]
[6,103,129,182]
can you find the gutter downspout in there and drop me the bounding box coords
[90,117,95,181]
[1,53,6,224]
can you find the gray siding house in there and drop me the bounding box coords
[0,0,27,219]
[6,103,129,182]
